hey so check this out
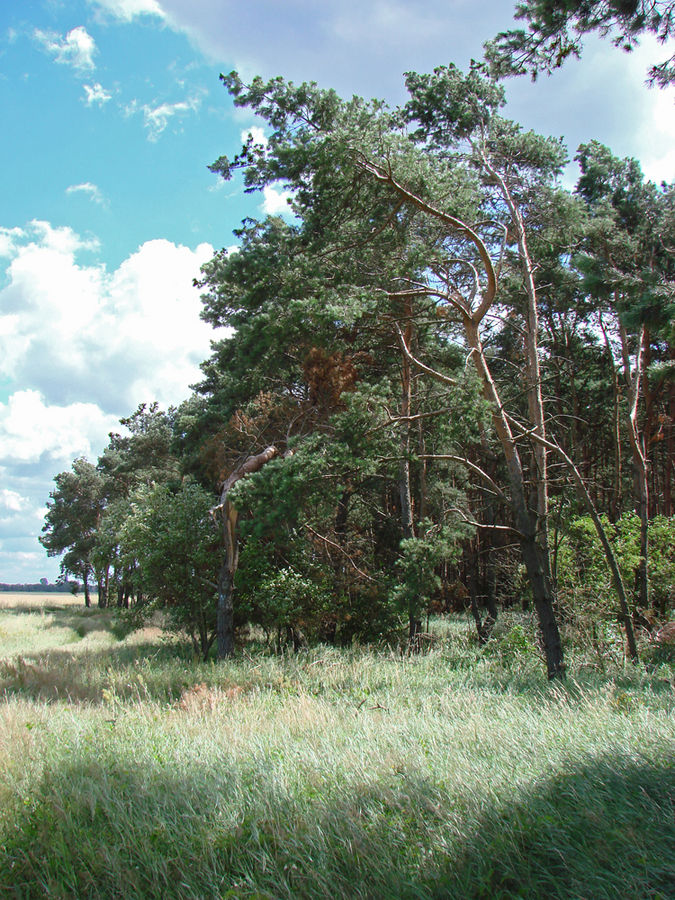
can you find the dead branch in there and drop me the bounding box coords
[302,523,375,582]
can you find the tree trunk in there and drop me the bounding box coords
[216,497,238,659]
[465,320,565,678]
[399,308,420,645]
[214,446,279,660]
[83,575,91,608]
[619,321,650,611]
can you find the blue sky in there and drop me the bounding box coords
[0,0,673,583]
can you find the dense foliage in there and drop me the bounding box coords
[40,24,674,677]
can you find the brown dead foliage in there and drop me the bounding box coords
[176,682,244,713]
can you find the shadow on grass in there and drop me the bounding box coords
[0,746,672,899]
[0,603,93,616]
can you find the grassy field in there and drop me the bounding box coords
[0,593,673,899]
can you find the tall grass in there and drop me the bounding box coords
[1,595,673,898]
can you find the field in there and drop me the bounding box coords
[0,593,674,899]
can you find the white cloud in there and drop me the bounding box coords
[34,26,97,73]
[0,489,28,513]
[137,2,672,183]
[83,82,112,106]
[0,226,26,259]
[240,126,268,148]
[0,222,221,415]
[87,0,166,21]
[0,391,118,465]
[139,95,202,140]
[262,185,293,215]
[66,182,108,207]
[26,220,99,255]
[0,224,227,583]
[621,38,675,183]
[640,85,675,182]
[144,0,513,100]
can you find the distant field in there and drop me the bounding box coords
[0,591,84,610]
[0,595,673,899]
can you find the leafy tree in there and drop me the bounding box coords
[120,481,221,660]
[95,403,182,606]
[574,141,674,611]
[40,458,105,608]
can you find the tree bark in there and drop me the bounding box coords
[619,321,650,611]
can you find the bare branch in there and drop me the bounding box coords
[419,454,508,502]
[353,153,498,321]
[395,324,457,386]
[303,523,375,583]
[449,507,521,535]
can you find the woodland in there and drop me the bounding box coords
[40,0,675,680]
[2,4,674,898]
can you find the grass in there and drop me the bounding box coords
[0,593,673,899]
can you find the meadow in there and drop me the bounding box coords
[0,592,673,899]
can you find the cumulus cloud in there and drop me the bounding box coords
[0,227,26,259]
[140,0,512,101]
[240,126,268,148]
[0,390,122,583]
[0,391,119,466]
[83,82,113,106]
[0,489,28,513]
[34,26,97,72]
[617,37,675,183]
[0,221,220,415]
[134,1,673,184]
[66,182,108,207]
[0,222,227,582]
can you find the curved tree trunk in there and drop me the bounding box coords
[213,446,279,660]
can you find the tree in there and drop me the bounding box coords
[574,142,674,615]
[95,403,182,607]
[209,66,570,676]
[40,458,106,607]
[120,481,221,660]
[486,1,675,85]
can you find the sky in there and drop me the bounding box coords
[1,0,673,583]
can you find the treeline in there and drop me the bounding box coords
[40,20,674,677]
[0,582,81,593]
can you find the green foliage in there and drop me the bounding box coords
[390,521,467,625]
[486,1,675,85]
[120,480,220,659]
[40,458,105,590]
[483,622,538,662]
[557,512,675,627]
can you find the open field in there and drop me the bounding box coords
[1,595,674,899]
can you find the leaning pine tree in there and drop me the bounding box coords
[210,65,569,677]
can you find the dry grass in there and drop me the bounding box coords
[0,591,83,610]
[0,595,673,899]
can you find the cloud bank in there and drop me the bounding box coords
[0,222,223,582]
